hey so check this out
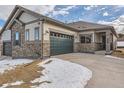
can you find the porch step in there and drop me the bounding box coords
[95,51,106,55]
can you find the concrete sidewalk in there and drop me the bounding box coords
[0,56,11,61]
[53,53,124,88]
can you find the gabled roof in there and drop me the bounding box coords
[68,21,118,37]
[67,21,113,31]
[0,5,78,35]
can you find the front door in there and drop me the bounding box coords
[102,35,106,50]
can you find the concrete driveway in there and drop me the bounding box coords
[52,53,124,88]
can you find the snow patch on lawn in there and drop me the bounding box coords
[105,55,124,60]
[1,80,24,88]
[0,58,33,73]
[31,58,92,88]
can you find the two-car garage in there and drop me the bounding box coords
[50,32,74,56]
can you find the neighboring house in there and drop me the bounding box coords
[117,34,124,47]
[0,5,118,58]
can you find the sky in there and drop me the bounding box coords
[0,5,124,33]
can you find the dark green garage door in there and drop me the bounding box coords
[50,32,74,56]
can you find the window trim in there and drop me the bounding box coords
[14,31,20,46]
[25,29,30,41]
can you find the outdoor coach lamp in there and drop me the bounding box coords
[45,30,49,34]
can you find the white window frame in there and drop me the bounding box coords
[80,34,92,44]
[34,27,39,41]
[25,29,30,41]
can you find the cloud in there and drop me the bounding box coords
[0,5,57,21]
[0,5,76,21]
[98,15,124,33]
[116,5,124,8]
[84,6,91,11]
[0,5,15,20]
[0,5,55,20]
[50,5,76,16]
[103,12,109,16]
[61,5,76,11]
[84,5,98,11]
[23,5,56,15]
[24,5,77,17]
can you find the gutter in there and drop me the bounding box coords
[80,26,118,38]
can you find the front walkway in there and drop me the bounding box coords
[0,56,11,61]
[52,53,124,88]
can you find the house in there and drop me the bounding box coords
[117,33,124,48]
[117,37,124,48]
[0,5,118,58]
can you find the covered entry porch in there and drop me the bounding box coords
[94,30,114,54]
[79,30,115,54]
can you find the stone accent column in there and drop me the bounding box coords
[43,40,50,58]
[92,32,95,43]
[74,33,80,52]
[42,26,50,58]
[74,42,80,52]
[105,31,111,55]
[0,35,2,56]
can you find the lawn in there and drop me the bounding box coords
[112,48,124,58]
[0,58,92,88]
[0,59,44,88]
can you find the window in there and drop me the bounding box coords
[34,27,39,40]
[25,29,29,41]
[80,34,92,43]
[85,35,92,43]
[14,32,20,45]
[80,36,85,43]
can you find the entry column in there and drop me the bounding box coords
[0,35,2,56]
[105,31,111,54]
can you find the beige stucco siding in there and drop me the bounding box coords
[43,22,78,42]
[1,30,11,41]
[25,21,42,41]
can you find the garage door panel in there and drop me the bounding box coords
[50,32,74,56]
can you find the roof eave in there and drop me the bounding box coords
[44,19,79,32]
[80,27,118,38]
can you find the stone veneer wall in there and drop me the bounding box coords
[43,40,50,57]
[74,42,80,52]
[11,22,42,58]
[78,43,96,53]
[93,43,103,51]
